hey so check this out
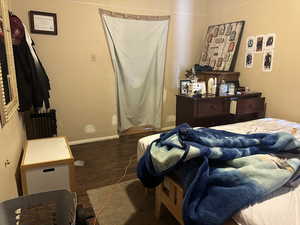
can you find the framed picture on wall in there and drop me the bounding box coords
[200,21,245,72]
[29,10,58,35]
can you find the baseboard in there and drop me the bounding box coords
[160,126,175,131]
[69,135,119,146]
[69,126,174,146]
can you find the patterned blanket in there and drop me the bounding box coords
[137,124,300,225]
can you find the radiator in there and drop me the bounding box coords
[24,109,57,139]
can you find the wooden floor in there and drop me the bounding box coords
[71,132,237,225]
[71,132,157,222]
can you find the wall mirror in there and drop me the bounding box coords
[0,0,19,127]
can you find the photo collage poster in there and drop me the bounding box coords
[200,21,245,72]
[245,33,276,72]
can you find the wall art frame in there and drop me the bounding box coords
[29,10,58,35]
[200,21,245,72]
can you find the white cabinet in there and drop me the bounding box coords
[21,137,75,195]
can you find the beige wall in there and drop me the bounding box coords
[206,0,300,123]
[0,0,25,202]
[0,112,25,201]
[12,0,208,141]
[3,0,298,201]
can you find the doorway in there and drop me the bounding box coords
[100,9,170,135]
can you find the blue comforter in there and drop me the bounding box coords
[137,124,300,225]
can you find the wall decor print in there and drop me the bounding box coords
[200,21,245,72]
[246,36,256,51]
[29,11,58,35]
[256,35,264,52]
[264,33,276,51]
[219,25,225,35]
[263,50,274,72]
[228,42,235,52]
[245,51,254,68]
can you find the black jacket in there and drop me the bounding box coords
[13,38,50,111]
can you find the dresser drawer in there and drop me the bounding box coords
[237,97,265,115]
[196,99,229,118]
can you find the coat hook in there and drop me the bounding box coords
[4,159,11,167]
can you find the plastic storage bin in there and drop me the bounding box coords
[0,190,76,225]
[21,137,75,195]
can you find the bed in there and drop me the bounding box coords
[137,118,300,225]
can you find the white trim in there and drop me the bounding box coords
[160,126,175,131]
[71,0,207,17]
[69,126,174,146]
[69,135,119,146]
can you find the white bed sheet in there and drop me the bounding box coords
[136,118,300,225]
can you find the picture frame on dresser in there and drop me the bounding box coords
[179,80,191,95]
[226,80,239,95]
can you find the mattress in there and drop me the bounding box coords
[137,118,300,225]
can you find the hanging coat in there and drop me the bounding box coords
[9,14,51,111]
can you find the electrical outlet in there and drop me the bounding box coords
[90,54,96,62]
[4,159,10,167]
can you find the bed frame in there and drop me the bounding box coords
[155,176,237,225]
[150,125,298,225]
[155,176,184,224]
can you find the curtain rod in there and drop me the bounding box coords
[72,0,207,17]
[99,8,170,21]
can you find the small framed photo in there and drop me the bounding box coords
[201,52,208,62]
[29,11,58,35]
[218,25,225,35]
[246,36,256,51]
[226,81,239,95]
[263,50,274,72]
[264,33,276,50]
[213,26,219,37]
[180,80,191,95]
[217,57,223,67]
[245,52,254,68]
[210,59,217,68]
[227,83,235,95]
[224,53,231,62]
[228,42,235,52]
[256,35,264,52]
[198,81,206,94]
[225,24,232,35]
[229,31,236,41]
[207,33,213,43]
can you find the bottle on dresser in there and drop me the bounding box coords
[219,79,227,96]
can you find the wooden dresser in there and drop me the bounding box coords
[176,92,266,127]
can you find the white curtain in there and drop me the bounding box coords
[101,12,169,132]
